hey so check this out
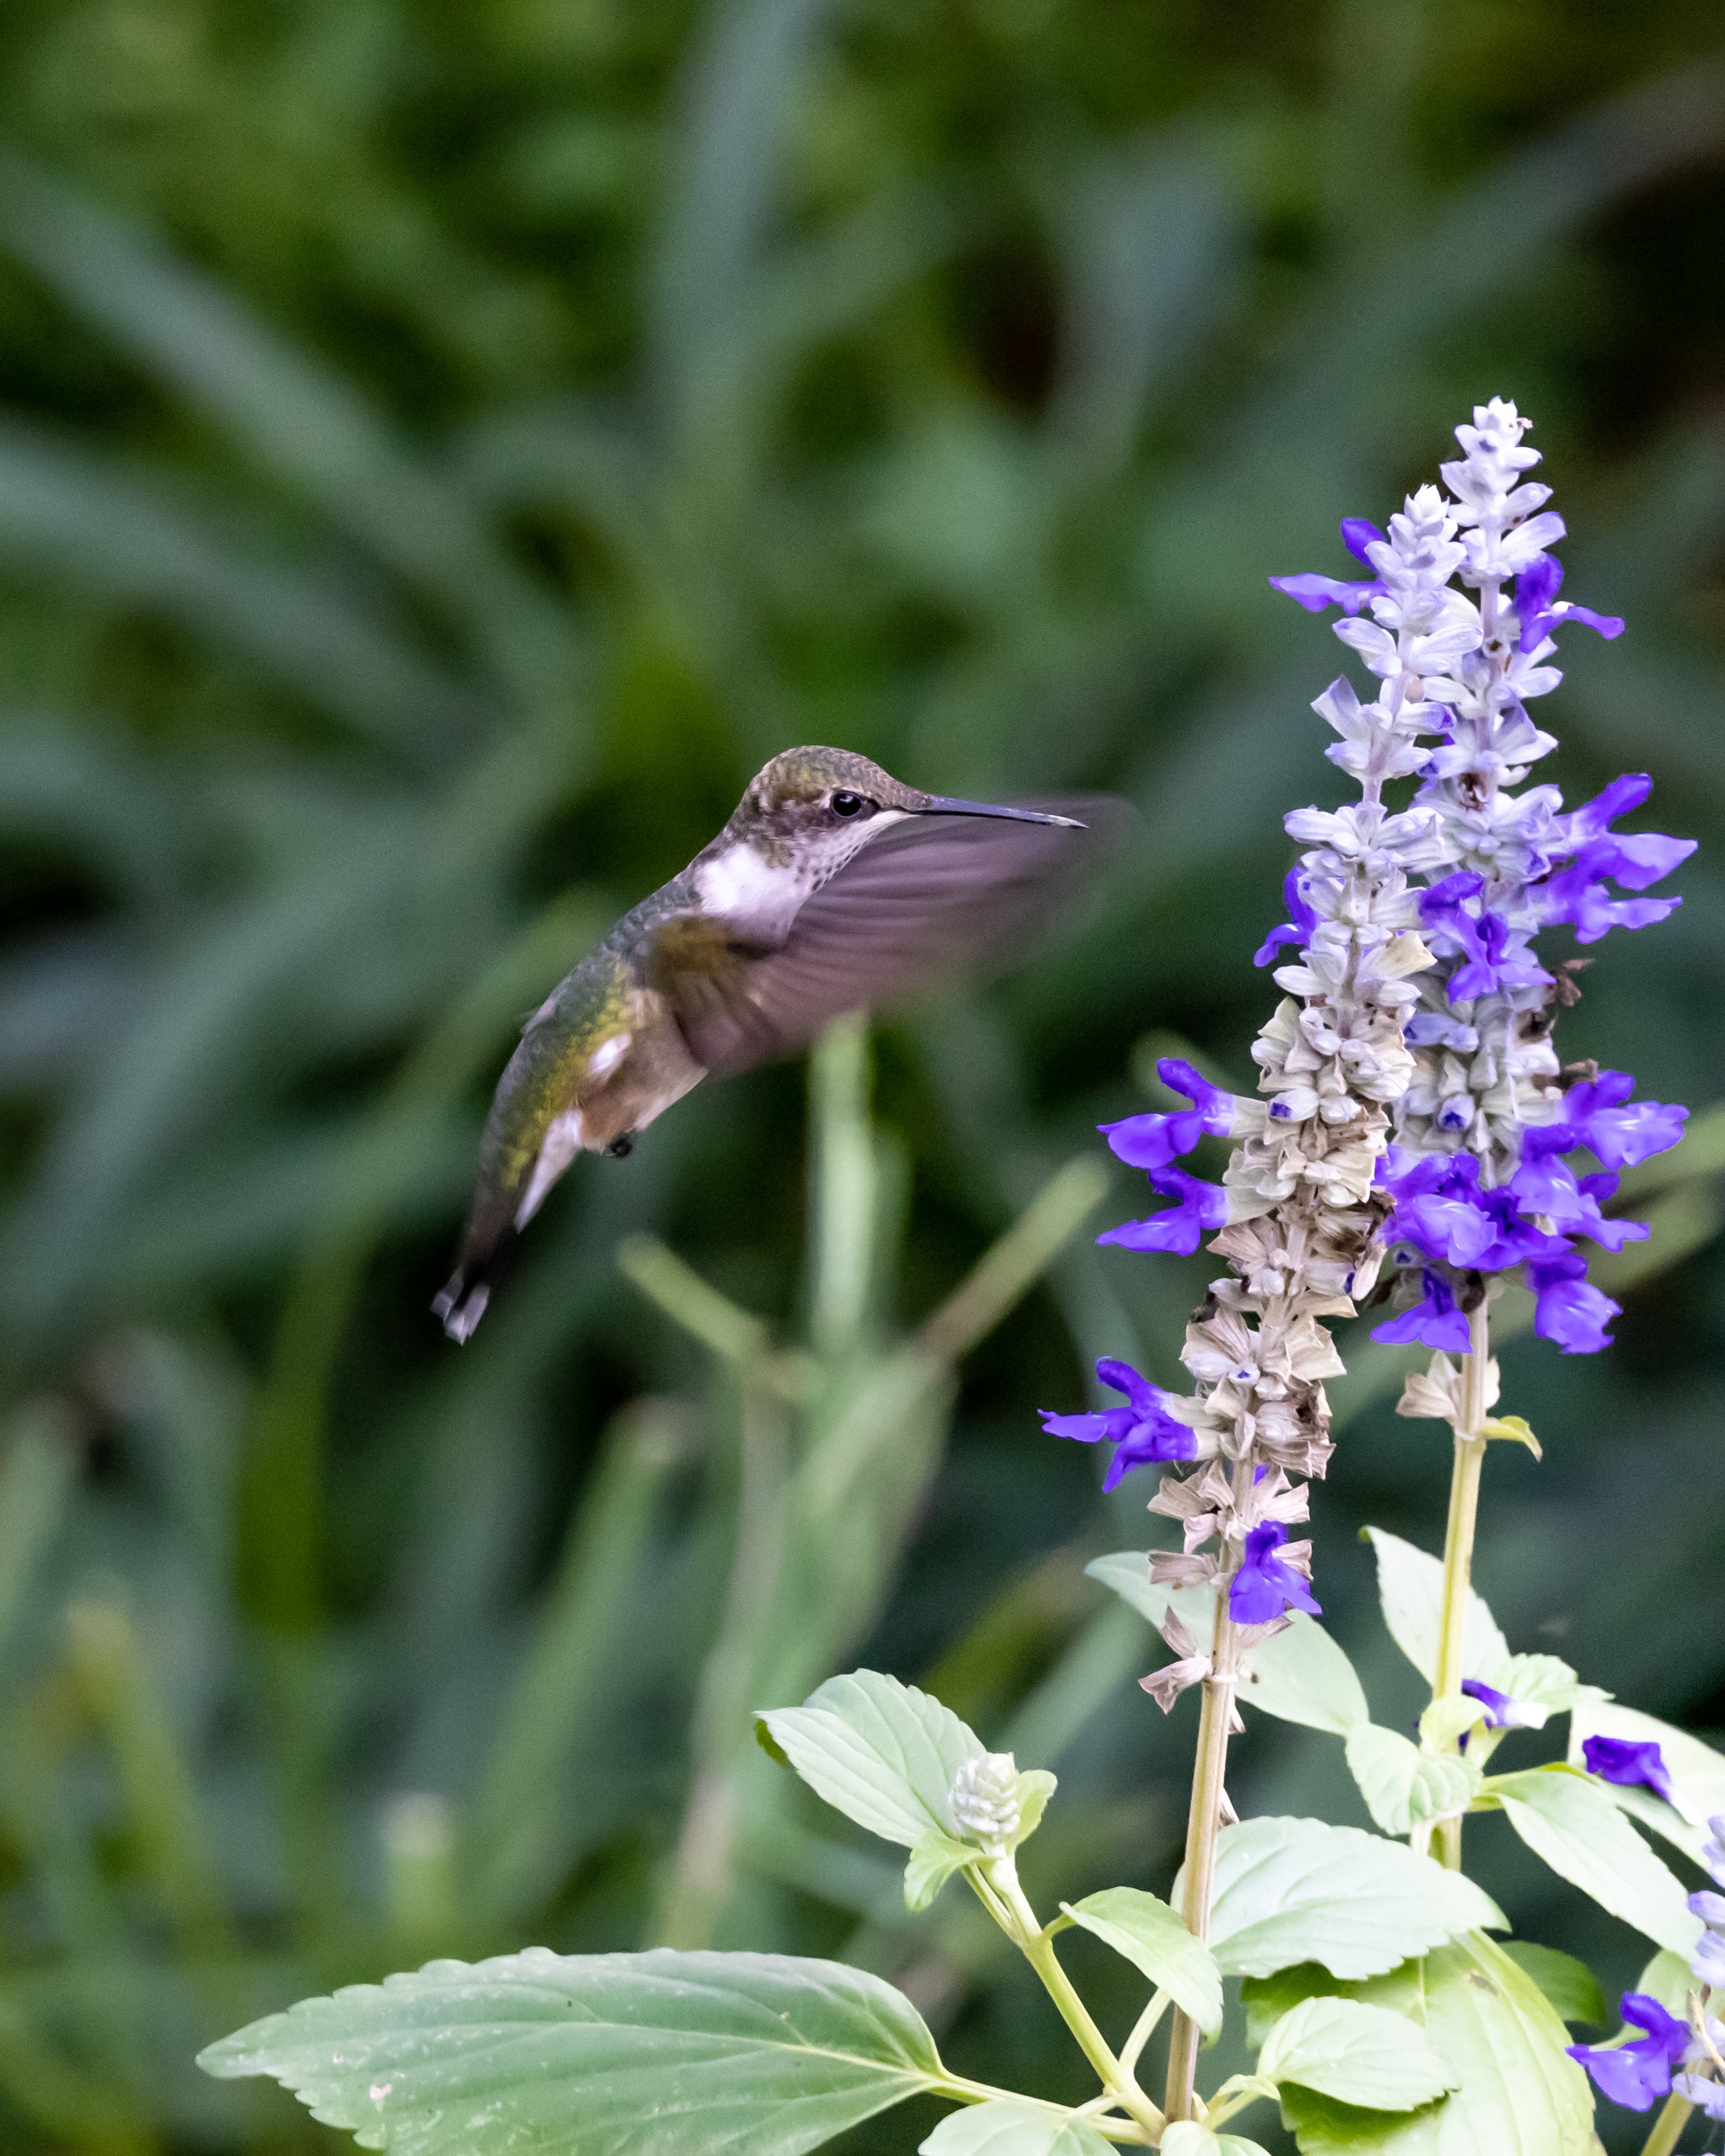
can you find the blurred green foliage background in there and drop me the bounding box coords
[0,1,1722,2149]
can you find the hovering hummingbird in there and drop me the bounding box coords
[434,746,1125,1340]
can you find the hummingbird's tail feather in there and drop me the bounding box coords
[433,1265,492,1343]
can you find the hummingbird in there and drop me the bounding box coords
[433,746,1125,1341]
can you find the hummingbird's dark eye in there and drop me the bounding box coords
[830,789,870,819]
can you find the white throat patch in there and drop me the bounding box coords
[695,844,812,937]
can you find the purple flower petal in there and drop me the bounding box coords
[1228,1521,1320,1624]
[1567,1994,1688,2111]
[1269,571,1385,615]
[1371,1267,1473,1353]
[1039,1357,1196,1490]
[1101,1061,1234,1169]
[1527,1247,1620,1354]
[1584,1736,1679,1807]
[1340,516,1386,565]
[1098,1168,1227,1257]
[1254,868,1322,968]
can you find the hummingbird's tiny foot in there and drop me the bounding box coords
[607,1134,635,1158]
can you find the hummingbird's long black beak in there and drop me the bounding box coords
[919,797,1087,829]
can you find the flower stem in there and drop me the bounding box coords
[1637,2090,1691,2156]
[992,1867,1163,2139]
[1431,1299,1490,1870]
[1164,1594,1241,2119]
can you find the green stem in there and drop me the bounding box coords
[992,1867,1163,2139]
[1118,1989,1170,2075]
[934,2074,1150,2144]
[1165,1463,1250,2120]
[1637,2090,1691,2156]
[1431,1301,1490,1869]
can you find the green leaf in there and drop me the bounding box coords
[1260,1995,1457,2110]
[1362,1530,1512,1689]
[1238,1612,1371,1735]
[1060,1887,1224,2035]
[198,1946,944,2156]
[1014,1769,1057,1847]
[905,1832,975,1911]
[1634,1949,1696,2017]
[1415,1698,1487,1751]
[1480,1413,1540,1458]
[1267,1935,1597,2154]
[1187,1817,1504,1980]
[1568,1694,1725,1864]
[921,2098,1117,2155]
[1345,1727,1479,1837]
[1487,1766,1701,1957]
[1499,1654,1578,1718]
[1500,1943,1606,2028]
[1084,1553,1211,1635]
[1087,1559,1369,1736]
[1161,2128,1273,2156]
[757,1670,985,1847]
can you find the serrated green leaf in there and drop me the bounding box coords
[1238,1612,1371,1735]
[1362,1530,1512,1689]
[1186,1818,1504,1980]
[1568,1695,1725,1864]
[1345,1727,1478,1836]
[198,1947,944,2156]
[1260,1995,1456,2110]
[1060,1887,1224,2035]
[921,2097,1117,2155]
[757,1670,985,1847]
[1499,1654,1578,1716]
[1088,1561,1367,1736]
[1500,1942,1606,2028]
[905,1832,975,1911]
[1161,2127,1273,2156]
[1489,1766,1700,1957]
[1416,1698,1488,1751]
[1271,1935,1596,2154]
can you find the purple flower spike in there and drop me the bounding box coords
[1097,1168,1227,1257]
[1229,1522,1320,1624]
[1584,1736,1679,1807]
[1567,1995,1689,2111]
[1101,1061,1235,1172]
[1371,1267,1473,1354]
[1269,571,1383,615]
[1040,1357,1196,1491]
[1254,868,1322,967]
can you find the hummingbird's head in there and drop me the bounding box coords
[696,747,1083,932]
[731,747,930,863]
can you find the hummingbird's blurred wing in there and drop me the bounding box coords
[674,793,1134,1076]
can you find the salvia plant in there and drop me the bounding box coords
[198,403,1720,2155]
